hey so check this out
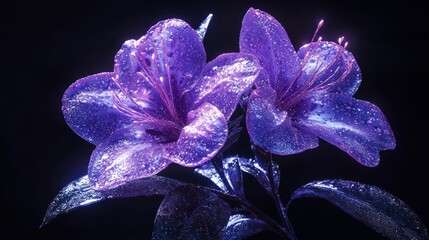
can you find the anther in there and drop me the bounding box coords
[311,20,325,43]
[338,36,345,46]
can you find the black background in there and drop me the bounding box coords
[3,0,428,239]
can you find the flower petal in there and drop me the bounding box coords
[62,72,132,145]
[165,103,228,167]
[246,86,318,155]
[187,53,260,119]
[114,40,171,120]
[240,8,301,92]
[295,41,362,96]
[293,94,396,166]
[88,124,173,190]
[136,19,206,116]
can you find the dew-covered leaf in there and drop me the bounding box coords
[196,14,213,40]
[152,185,231,240]
[223,156,244,197]
[41,175,182,227]
[195,156,244,197]
[195,161,227,191]
[220,214,268,240]
[238,156,280,197]
[288,179,429,240]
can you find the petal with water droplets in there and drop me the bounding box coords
[187,53,260,120]
[165,103,228,167]
[240,8,301,92]
[136,19,206,101]
[62,72,133,145]
[295,41,362,96]
[88,124,175,190]
[113,40,170,120]
[246,86,318,155]
[293,94,396,166]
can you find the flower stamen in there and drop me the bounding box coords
[111,75,161,119]
[277,37,323,102]
[134,47,173,115]
[311,20,324,43]
[276,39,352,112]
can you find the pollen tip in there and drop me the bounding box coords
[338,36,345,45]
[344,42,349,49]
[311,19,325,43]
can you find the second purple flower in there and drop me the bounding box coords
[240,8,395,166]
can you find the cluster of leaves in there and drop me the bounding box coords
[41,119,428,239]
[41,159,429,239]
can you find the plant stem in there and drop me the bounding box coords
[203,156,289,239]
[267,153,297,240]
[202,186,289,239]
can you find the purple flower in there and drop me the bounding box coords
[240,8,395,166]
[63,18,260,190]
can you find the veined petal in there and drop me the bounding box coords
[62,72,132,145]
[240,8,301,92]
[293,94,396,166]
[295,41,362,96]
[114,39,142,89]
[114,40,171,120]
[88,124,174,190]
[136,19,206,117]
[165,103,228,167]
[246,86,318,155]
[187,53,260,119]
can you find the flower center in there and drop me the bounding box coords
[112,85,182,137]
[275,35,353,112]
[133,43,184,126]
[113,38,188,130]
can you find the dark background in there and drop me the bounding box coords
[3,0,428,239]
